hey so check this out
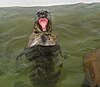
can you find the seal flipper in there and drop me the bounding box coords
[16,44,67,61]
[16,48,26,60]
[16,46,41,61]
[16,47,31,60]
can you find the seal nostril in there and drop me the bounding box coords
[40,14,43,17]
[42,14,45,17]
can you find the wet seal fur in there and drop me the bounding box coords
[16,10,65,85]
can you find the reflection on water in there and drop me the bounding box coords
[30,59,61,87]
[16,45,63,87]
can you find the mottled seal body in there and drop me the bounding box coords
[17,10,63,83]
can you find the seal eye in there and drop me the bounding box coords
[45,11,48,13]
[36,12,40,14]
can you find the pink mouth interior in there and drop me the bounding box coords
[38,18,48,31]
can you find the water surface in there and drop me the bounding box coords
[0,3,100,87]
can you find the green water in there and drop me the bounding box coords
[0,3,100,87]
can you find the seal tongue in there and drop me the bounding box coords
[38,18,48,31]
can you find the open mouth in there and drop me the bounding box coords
[38,18,48,31]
